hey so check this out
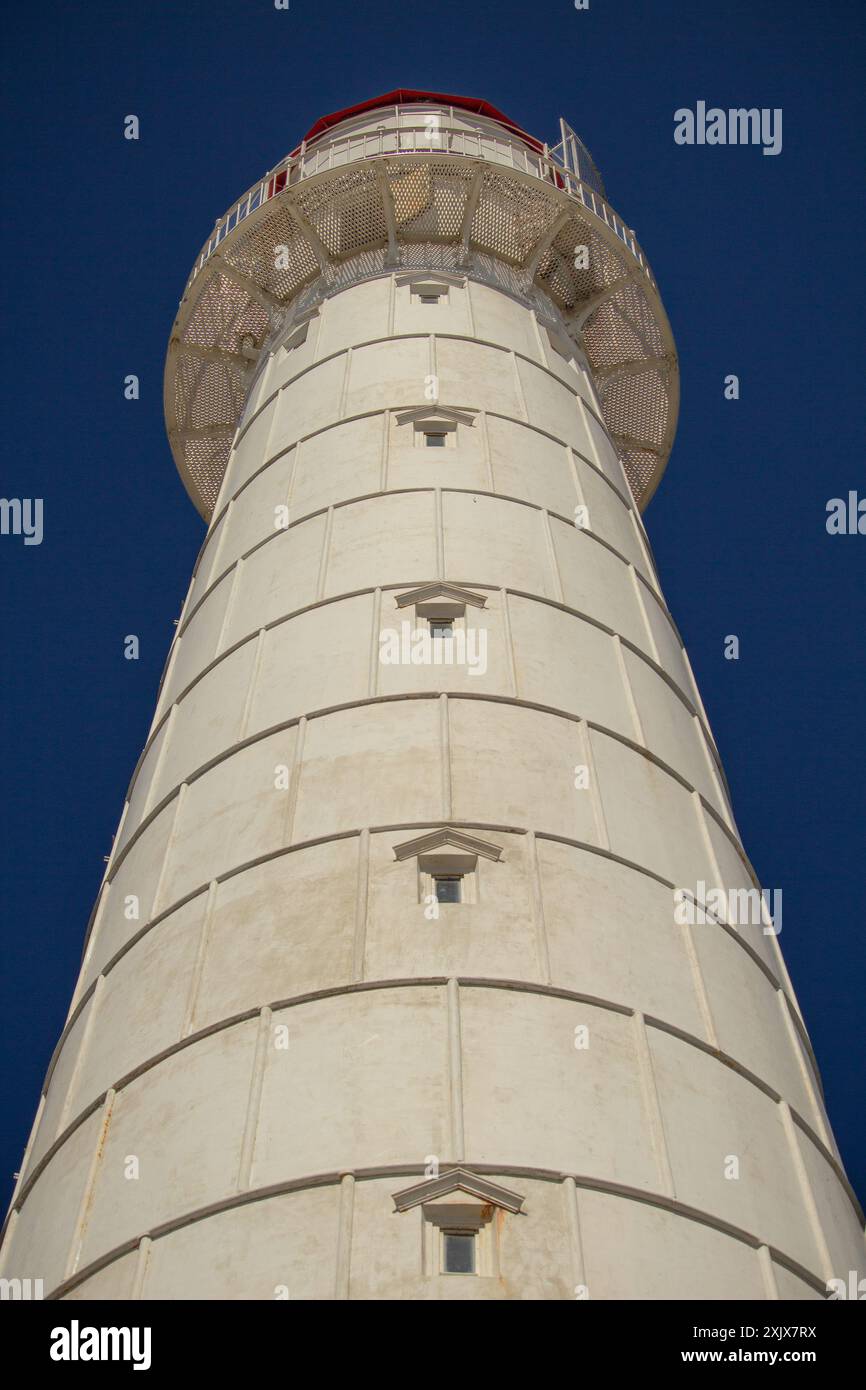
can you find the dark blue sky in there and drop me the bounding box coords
[1,0,864,1210]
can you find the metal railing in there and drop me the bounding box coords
[184,119,655,296]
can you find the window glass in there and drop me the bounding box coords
[434,875,462,904]
[443,1231,476,1274]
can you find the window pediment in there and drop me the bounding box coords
[392,1168,524,1215]
[395,582,487,615]
[394,272,465,291]
[393,827,503,865]
[393,405,476,430]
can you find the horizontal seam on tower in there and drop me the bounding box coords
[39,1163,837,1304]
[112,693,741,885]
[84,822,775,1005]
[230,329,615,468]
[123,589,715,821]
[24,979,852,1222]
[196,396,632,574]
[180,483,657,641]
[169,568,707,790]
[214,405,630,533]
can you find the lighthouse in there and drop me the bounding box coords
[2,91,862,1300]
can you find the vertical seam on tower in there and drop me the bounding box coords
[154,638,181,726]
[72,884,110,1013]
[64,1088,115,1279]
[540,509,564,602]
[500,588,519,698]
[627,505,658,585]
[379,410,390,492]
[631,1012,676,1199]
[338,348,352,418]
[215,560,243,657]
[776,989,834,1150]
[315,507,334,601]
[480,410,495,491]
[176,556,202,630]
[529,308,547,362]
[577,394,631,496]
[4,1096,45,1219]
[778,1100,835,1283]
[576,396,602,470]
[182,880,218,1038]
[207,498,233,590]
[562,1176,587,1296]
[236,1005,272,1192]
[628,564,661,665]
[107,803,130,872]
[256,382,282,487]
[368,588,383,698]
[312,299,327,362]
[387,272,396,337]
[692,791,726,907]
[447,979,465,1163]
[150,784,187,919]
[767,924,805,1032]
[527,830,552,984]
[238,630,267,742]
[439,694,452,820]
[209,421,242,519]
[435,488,445,580]
[0,1211,19,1276]
[284,717,306,846]
[682,644,714,731]
[352,829,370,983]
[576,365,597,417]
[286,438,301,511]
[693,712,733,830]
[141,705,177,823]
[757,1244,780,1300]
[677,918,720,1049]
[566,444,584,521]
[579,720,610,851]
[256,344,278,400]
[465,278,476,337]
[131,1236,152,1300]
[57,974,106,1139]
[612,633,645,745]
[334,1173,355,1299]
[510,350,529,420]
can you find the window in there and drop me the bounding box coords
[406,279,451,306]
[413,420,456,449]
[434,875,462,904]
[393,826,502,910]
[400,413,466,449]
[391,1168,524,1281]
[429,620,453,640]
[442,1230,476,1275]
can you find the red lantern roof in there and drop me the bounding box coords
[299,89,542,152]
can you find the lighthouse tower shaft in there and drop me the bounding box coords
[2,94,862,1301]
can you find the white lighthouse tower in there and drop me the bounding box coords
[2,91,862,1300]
